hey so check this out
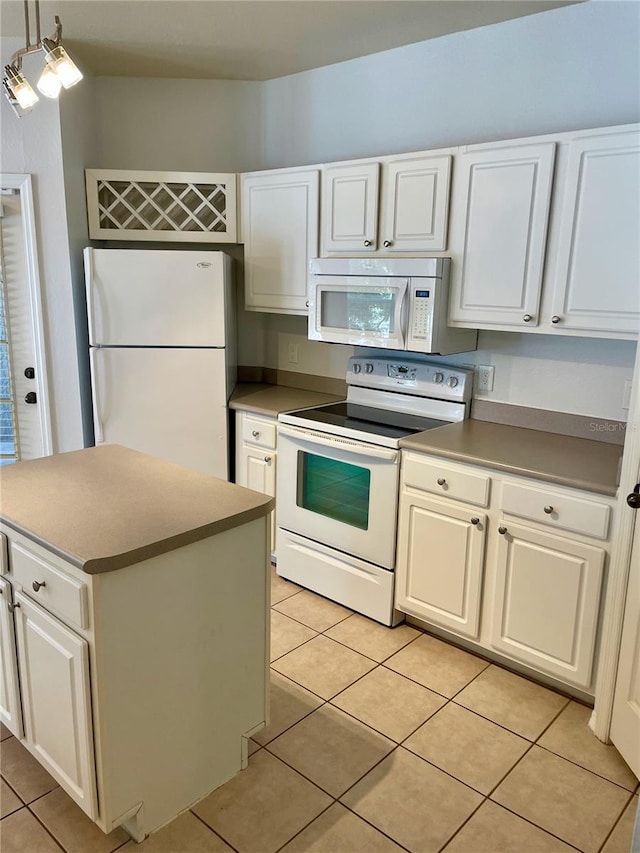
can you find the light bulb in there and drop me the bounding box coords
[37,64,62,98]
[42,40,83,89]
[4,66,38,109]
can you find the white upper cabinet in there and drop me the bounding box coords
[448,141,556,329]
[321,162,380,252]
[321,153,452,255]
[242,168,319,314]
[545,127,640,335]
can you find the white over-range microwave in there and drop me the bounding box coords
[308,257,477,355]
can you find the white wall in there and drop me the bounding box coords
[0,38,85,453]
[260,0,640,167]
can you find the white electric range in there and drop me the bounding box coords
[276,356,474,625]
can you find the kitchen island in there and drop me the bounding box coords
[0,445,274,842]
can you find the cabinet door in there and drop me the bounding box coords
[14,592,98,820]
[448,143,555,328]
[321,162,379,252]
[490,521,604,688]
[237,436,277,556]
[242,169,319,314]
[0,578,23,738]
[380,155,451,252]
[395,492,486,638]
[548,129,640,335]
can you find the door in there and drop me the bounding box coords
[395,492,486,639]
[0,175,51,462]
[308,277,408,348]
[277,424,400,569]
[85,248,227,346]
[548,128,640,334]
[14,591,97,819]
[90,347,229,479]
[0,576,23,737]
[490,521,604,688]
[610,482,640,779]
[242,169,319,315]
[380,155,452,252]
[448,142,555,328]
[321,162,380,253]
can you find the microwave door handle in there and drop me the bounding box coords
[395,282,408,348]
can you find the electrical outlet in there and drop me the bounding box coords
[477,365,495,392]
[287,342,299,365]
[622,379,633,410]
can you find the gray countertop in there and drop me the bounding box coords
[400,420,621,497]
[0,445,274,574]
[229,383,344,416]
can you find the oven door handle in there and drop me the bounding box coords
[278,424,399,462]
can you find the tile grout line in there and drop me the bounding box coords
[23,802,67,853]
[596,790,637,853]
[189,808,242,853]
[533,742,639,793]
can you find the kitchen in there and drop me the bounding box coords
[1,1,639,851]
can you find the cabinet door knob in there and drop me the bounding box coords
[523,314,533,323]
[383,240,392,248]
[8,602,20,613]
[471,517,479,525]
[543,505,554,514]
[363,240,372,247]
[551,315,561,324]
[32,580,46,592]
[264,456,272,464]
[305,300,310,308]
[498,526,508,535]
[437,477,446,486]
[251,430,260,438]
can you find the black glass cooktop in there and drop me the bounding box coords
[286,402,451,440]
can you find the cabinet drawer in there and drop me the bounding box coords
[241,415,276,450]
[402,454,490,507]
[501,481,610,540]
[10,543,88,629]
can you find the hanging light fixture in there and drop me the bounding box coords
[3,1,83,116]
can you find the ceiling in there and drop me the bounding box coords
[1,0,582,82]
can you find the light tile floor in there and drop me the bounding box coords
[1,565,638,853]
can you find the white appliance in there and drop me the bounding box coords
[85,248,236,479]
[276,355,473,625]
[307,257,477,355]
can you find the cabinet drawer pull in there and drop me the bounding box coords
[251,430,261,438]
[523,314,533,323]
[264,456,272,463]
[543,505,554,514]
[498,526,508,535]
[383,240,392,248]
[305,300,309,308]
[471,517,479,525]
[437,477,446,486]
[363,240,372,247]
[551,315,561,324]
[32,580,46,592]
[8,602,20,613]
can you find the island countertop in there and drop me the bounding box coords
[399,420,621,497]
[0,445,275,574]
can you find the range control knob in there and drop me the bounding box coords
[448,376,459,388]
[433,372,444,384]
[353,363,362,374]
[365,363,374,374]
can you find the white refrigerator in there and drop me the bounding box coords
[85,248,236,480]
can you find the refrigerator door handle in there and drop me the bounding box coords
[90,351,106,444]
[85,248,108,345]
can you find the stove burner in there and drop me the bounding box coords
[286,402,452,441]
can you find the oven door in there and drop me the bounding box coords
[277,423,400,570]
[308,277,408,349]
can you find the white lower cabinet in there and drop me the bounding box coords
[14,592,97,819]
[490,521,605,687]
[0,576,23,738]
[396,450,615,693]
[235,412,277,557]
[395,492,486,639]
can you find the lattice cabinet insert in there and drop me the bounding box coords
[85,170,237,242]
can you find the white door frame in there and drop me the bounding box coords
[591,341,640,741]
[0,173,52,457]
